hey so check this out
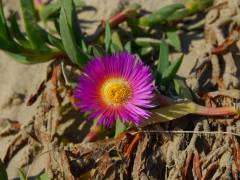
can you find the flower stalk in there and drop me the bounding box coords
[192,103,237,116]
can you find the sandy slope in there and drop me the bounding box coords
[0,0,195,178]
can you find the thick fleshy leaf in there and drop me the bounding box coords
[139,47,153,56]
[134,37,160,47]
[40,0,85,21]
[162,54,183,81]
[61,0,82,43]
[166,8,189,22]
[9,13,30,48]
[89,45,105,58]
[105,21,111,53]
[138,3,185,26]
[110,43,121,53]
[37,172,48,180]
[0,36,25,53]
[184,0,214,13]
[115,118,127,137]
[166,29,181,51]
[81,40,88,53]
[39,2,61,21]
[141,101,195,126]
[174,79,192,100]
[0,0,11,40]
[20,0,50,52]
[47,34,64,51]
[0,159,8,180]
[124,41,132,53]
[6,51,59,64]
[18,169,27,180]
[111,31,123,51]
[59,0,87,66]
[157,40,169,74]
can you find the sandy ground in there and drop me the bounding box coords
[0,0,196,178]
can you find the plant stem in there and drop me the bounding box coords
[193,104,237,116]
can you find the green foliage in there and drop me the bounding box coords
[111,31,123,52]
[59,0,87,67]
[138,3,185,27]
[166,29,181,51]
[134,38,160,47]
[157,37,183,82]
[18,169,27,180]
[161,54,183,82]
[173,79,192,99]
[37,172,49,180]
[0,0,212,67]
[0,159,8,180]
[184,0,214,13]
[20,0,50,52]
[124,41,132,53]
[155,36,184,96]
[0,0,61,64]
[9,13,30,48]
[40,0,85,22]
[0,0,11,40]
[115,118,127,137]
[157,40,169,74]
[0,0,89,65]
[139,46,153,56]
[138,0,213,27]
[104,21,112,53]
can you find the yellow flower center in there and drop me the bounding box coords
[101,78,131,106]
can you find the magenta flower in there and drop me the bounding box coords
[73,52,154,127]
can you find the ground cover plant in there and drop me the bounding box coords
[0,0,240,179]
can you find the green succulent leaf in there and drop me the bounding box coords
[157,40,169,74]
[115,118,127,137]
[173,79,192,100]
[0,36,25,53]
[110,43,121,53]
[141,101,195,126]
[37,172,49,180]
[0,0,11,40]
[18,169,27,180]
[81,40,88,53]
[89,45,105,58]
[61,0,82,44]
[162,54,183,81]
[9,13,30,48]
[166,29,181,51]
[40,0,85,22]
[166,8,189,22]
[59,0,87,67]
[184,0,214,13]
[105,21,112,53]
[134,37,160,47]
[6,51,59,64]
[139,47,153,56]
[124,41,132,53]
[20,0,50,52]
[0,159,8,180]
[138,3,185,27]
[47,34,64,51]
[39,2,61,21]
[111,31,123,51]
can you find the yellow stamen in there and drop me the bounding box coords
[101,78,131,106]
